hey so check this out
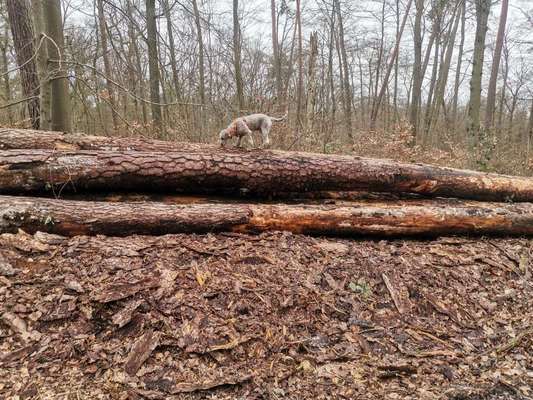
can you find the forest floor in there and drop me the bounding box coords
[0,229,532,399]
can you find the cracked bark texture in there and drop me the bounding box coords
[2,148,533,201]
[2,196,533,237]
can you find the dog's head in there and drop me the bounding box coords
[219,129,229,147]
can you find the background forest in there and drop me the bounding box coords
[1,0,533,173]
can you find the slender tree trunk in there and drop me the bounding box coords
[327,4,336,144]
[305,32,318,132]
[452,0,466,127]
[393,0,400,121]
[43,0,71,132]
[356,46,364,127]
[6,0,40,129]
[31,0,50,130]
[370,0,413,131]
[295,0,303,130]
[428,2,462,141]
[126,0,147,125]
[270,0,282,106]
[373,0,386,104]
[96,0,118,133]
[191,0,205,106]
[484,0,508,129]
[497,44,509,135]
[411,0,423,140]
[232,0,244,111]
[422,16,441,144]
[421,29,436,80]
[163,0,181,100]
[145,0,162,135]
[467,0,491,149]
[333,0,353,139]
[528,99,533,156]
[0,30,13,125]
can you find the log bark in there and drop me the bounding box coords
[2,147,533,201]
[0,128,210,152]
[3,195,533,238]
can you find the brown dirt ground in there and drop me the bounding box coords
[0,230,531,399]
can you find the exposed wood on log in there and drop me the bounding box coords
[3,195,533,238]
[2,148,533,201]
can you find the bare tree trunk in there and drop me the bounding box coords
[410,0,423,139]
[191,0,205,106]
[145,0,162,135]
[6,0,40,129]
[305,32,318,132]
[295,0,303,130]
[43,0,71,132]
[31,0,50,130]
[370,0,413,131]
[422,13,441,144]
[333,0,353,139]
[393,0,400,121]
[232,0,244,111]
[528,100,533,156]
[126,0,147,125]
[467,0,491,149]
[96,0,118,133]
[0,28,13,125]
[327,4,336,145]
[497,43,509,135]
[163,0,181,101]
[484,0,508,130]
[270,0,282,107]
[428,2,461,141]
[452,0,466,127]
[373,0,386,105]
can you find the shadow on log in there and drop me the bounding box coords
[2,195,533,238]
[2,148,533,201]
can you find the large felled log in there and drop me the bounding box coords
[0,128,210,152]
[2,195,533,237]
[2,148,533,201]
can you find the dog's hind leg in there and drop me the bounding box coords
[248,133,256,148]
[260,124,272,148]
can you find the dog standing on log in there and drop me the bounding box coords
[219,113,287,148]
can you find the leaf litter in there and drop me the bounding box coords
[0,230,531,399]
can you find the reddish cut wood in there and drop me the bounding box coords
[2,147,533,201]
[2,195,533,238]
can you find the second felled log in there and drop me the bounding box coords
[2,148,533,201]
[2,195,533,237]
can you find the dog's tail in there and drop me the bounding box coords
[270,111,288,122]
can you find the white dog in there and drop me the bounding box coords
[219,113,287,148]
